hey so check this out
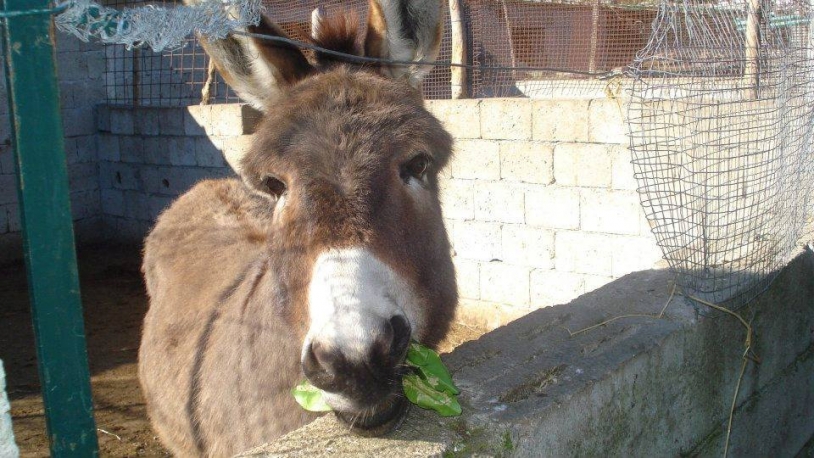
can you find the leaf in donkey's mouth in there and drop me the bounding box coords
[291,380,332,412]
[291,342,461,417]
[402,372,462,417]
[405,342,460,396]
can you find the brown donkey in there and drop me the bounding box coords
[138,1,457,456]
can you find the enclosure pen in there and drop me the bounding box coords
[1,0,98,455]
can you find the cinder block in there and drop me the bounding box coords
[452,220,502,262]
[97,134,120,162]
[583,274,615,292]
[453,257,480,300]
[525,187,580,230]
[68,162,98,192]
[0,174,18,204]
[96,105,110,132]
[425,99,482,139]
[123,190,151,221]
[222,135,254,173]
[62,106,96,137]
[139,166,169,195]
[196,137,226,168]
[142,137,171,165]
[581,189,642,236]
[70,190,99,220]
[159,108,186,136]
[57,52,88,82]
[474,182,524,224]
[589,99,627,144]
[185,105,212,136]
[119,136,144,163]
[135,109,160,136]
[439,178,475,221]
[480,99,532,140]
[168,137,197,166]
[479,262,531,307]
[450,139,500,180]
[85,50,106,81]
[0,115,9,147]
[101,188,124,217]
[499,141,554,185]
[501,225,554,269]
[530,270,585,307]
[74,135,97,163]
[610,145,637,191]
[0,147,12,175]
[533,100,590,142]
[211,104,246,136]
[610,236,662,277]
[555,231,613,276]
[109,108,135,135]
[553,143,612,188]
[109,163,140,191]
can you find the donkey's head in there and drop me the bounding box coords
[199,0,456,434]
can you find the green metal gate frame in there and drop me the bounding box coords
[2,0,99,455]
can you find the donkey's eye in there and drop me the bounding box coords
[401,154,431,182]
[261,175,287,198]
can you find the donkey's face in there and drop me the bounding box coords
[198,0,456,434]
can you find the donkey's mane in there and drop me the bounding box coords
[311,13,364,68]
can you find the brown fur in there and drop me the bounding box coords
[140,2,454,456]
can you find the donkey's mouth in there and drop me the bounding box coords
[334,393,410,437]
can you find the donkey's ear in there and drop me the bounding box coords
[193,11,315,111]
[365,0,444,86]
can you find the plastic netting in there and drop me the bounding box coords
[627,0,814,308]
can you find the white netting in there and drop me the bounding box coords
[55,0,261,52]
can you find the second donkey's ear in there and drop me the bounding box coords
[365,0,444,87]
[192,9,315,111]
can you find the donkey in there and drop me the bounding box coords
[138,1,457,456]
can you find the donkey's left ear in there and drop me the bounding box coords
[365,0,444,87]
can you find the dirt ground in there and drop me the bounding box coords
[0,243,482,457]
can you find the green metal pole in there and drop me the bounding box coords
[1,0,99,456]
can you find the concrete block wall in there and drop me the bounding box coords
[95,105,258,240]
[428,98,664,327]
[0,34,106,263]
[96,98,664,328]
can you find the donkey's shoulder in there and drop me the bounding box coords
[142,178,272,305]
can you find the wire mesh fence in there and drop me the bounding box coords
[627,0,814,309]
[103,0,661,105]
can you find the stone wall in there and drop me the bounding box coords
[95,98,664,325]
[0,34,106,263]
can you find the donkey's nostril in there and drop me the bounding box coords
[302,342,338,390]
[388,315,411,361]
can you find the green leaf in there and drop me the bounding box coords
[291,380,332,412]
[403,373,462,417]
[406,342,459,396]
[291,342,462,418]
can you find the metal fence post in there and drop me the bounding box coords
[1,0,99,455]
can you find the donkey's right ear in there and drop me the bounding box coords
[192,8,315,111]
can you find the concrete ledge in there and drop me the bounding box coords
[243,249,814,456]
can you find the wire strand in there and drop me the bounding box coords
[231,30,618,78]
